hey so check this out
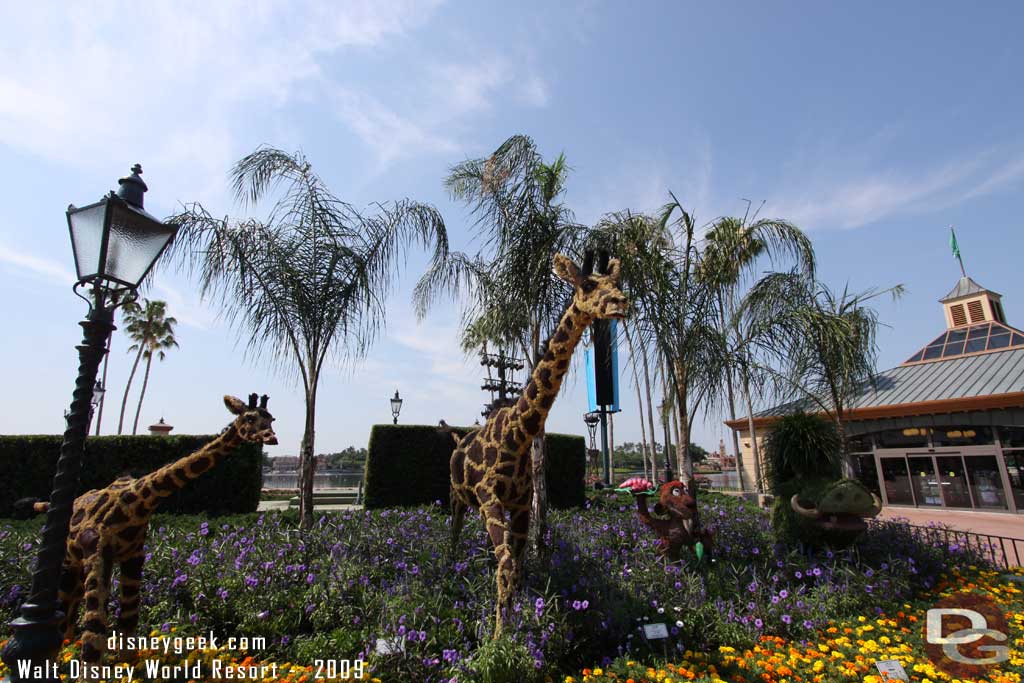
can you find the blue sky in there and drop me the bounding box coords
[1,2,1022,458]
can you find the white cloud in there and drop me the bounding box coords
[0,1,445,201]
[769,146,1024,231]
[0,241,75,286]
[330,88,460,167]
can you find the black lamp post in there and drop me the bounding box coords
[63,380,104,428]
[390,390,403,425]
[2,165,177,682]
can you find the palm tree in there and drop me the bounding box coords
[588,204,726,482]
[117,300,176,435]
[168,147,448,528]
[130,305,178,434]
[589,210,676,483]
[698,209,815,492]
[741,272,903,475]
[414,134,584,548]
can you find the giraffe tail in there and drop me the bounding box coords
[12,497,49,519]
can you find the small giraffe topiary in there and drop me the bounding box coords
[449,253,629,636]
[26,394,277,665]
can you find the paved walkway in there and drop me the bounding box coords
[879,506,1024,539]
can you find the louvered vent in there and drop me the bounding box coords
[968,300,985,323]
[951,304,967,327]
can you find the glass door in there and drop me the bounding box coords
[935,455,972,508]
[880,456,914,505]
[964,455,1008,510]
[1000,452,1024,511]
[908,456,943,506]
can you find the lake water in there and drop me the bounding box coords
[263,471,364,489]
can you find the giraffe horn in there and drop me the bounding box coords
[248,393,258,408]
[581,250,594,275]
[260,394,269,409]
[597,249,610,275]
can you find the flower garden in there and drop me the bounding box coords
[1,492,1021,682]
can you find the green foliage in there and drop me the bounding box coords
[320,446,368,469]
[762,412,841,491]
[363,425,585,509]
[613,441,707,470]
[465,637,542,683]
[0,435,262,517]
[0,498,988,679]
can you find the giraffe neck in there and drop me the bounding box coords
[139,424,244,503]
[512,301,593,441]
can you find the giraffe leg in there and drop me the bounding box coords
[58,562,84,641]
[450,494,467,559]
[479,500,512,638]
[79,543,112,666]
[508,507,530,591]
[117,553,145,636]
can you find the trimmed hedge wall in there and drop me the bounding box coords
[0,435,262,518]
[363,424,585,509]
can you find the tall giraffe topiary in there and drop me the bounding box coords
[28,394,278,665]
[449,253,629,636]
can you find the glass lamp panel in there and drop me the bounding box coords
[67,201,109,280]
[105,201,177,287]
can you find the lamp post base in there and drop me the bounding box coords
[2,604,64,683]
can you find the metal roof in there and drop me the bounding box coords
[757,345,1024,417]
[853,346,1024,407]
[940,276,1000,302]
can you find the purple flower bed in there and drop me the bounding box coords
[0,493,990,682]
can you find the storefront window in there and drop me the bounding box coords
[930,426,994,447]
[998,426,1024,448]
[847,434,873,453]
[855,454,880,496]
[876,428,929,449]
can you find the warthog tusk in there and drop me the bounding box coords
[790,494,819,519]
[867,493,883,518]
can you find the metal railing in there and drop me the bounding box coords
[896,523,1024,568]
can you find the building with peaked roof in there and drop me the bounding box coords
[725,276,1024,514]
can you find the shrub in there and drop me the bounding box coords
[762,411,841,489]
[363,425,585,509]
[0,435,262,517]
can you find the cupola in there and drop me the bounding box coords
[940,276,1006,329]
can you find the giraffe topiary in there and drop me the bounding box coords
[27,394,277,665]
[449,253,629,636]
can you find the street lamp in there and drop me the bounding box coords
[583,411,600,450]
[2,165,177,682]
[390,389,403,425]
[63,380,104,428]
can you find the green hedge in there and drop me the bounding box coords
[0,435,262,518]
[363,424,585,509]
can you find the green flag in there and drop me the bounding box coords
[950,227,961,259]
